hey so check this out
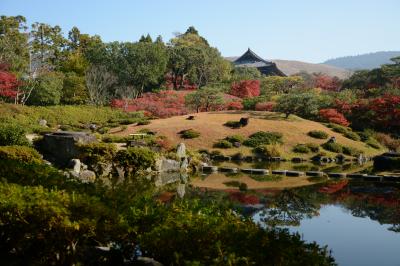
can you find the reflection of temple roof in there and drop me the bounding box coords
[233,48,286,76]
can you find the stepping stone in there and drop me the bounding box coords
[272,170,287,175]
[202,166,218,173]
[306,171,325,177]
[241,169,269,175]
[219,167,238,173]
[382,176,399,182]
[286,171,305,177]
[364,175,382,182]
[346,173,367,179]
[328,173,347,178]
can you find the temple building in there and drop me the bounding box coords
[233,48,286,76]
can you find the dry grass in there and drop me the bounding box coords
[191,173,314,190]
[115,111,384,158]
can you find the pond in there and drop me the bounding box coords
[251,181,400,266]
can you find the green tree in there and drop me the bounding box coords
[27,71,64,106]
[185,87,224,112]
[61,72,88,104]
[232,67,262,81]
[30,22,67,70]
[261,76,305,95]
[275,92,321,118]
[0,15,29,76]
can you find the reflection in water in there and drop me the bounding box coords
[252,181,400,266]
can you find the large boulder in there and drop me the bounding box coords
[373,152,400,170]
[37,131,97,167]
[155,158,181,172]
[176,143,186,159]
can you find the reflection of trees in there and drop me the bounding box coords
[260,189,321,226]
[338,191,400,233]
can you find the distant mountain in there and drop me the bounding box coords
[226,57,351,79]
[272,60,351,79]
[323,51,400,70]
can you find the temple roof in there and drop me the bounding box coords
[232,48,286,76]
[233,48,274,67]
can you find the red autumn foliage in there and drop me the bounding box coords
[314,74,341,91]
[225,101,243,110]
[230,80,260,98]
[368,94,400,127]
[319,108,350,126]
[255,101,276,112]
[318,180,348,194]
[0,70,19,100]
[229,192,260,205]
[111,90,189,118]
[334,94,400,129]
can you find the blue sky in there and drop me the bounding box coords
[1,0,399,63]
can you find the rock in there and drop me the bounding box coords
[239,117,249,127]
[233,142,241,148]
[37,131,97,167]
[271,170,287,175]
[69,159,81,173]
[328,136,336,143]
[241,168,269,175]
[155,158,181,172]
[38,119,47,127]
[89,123,97,130]
[306,171,325,177]
[327,172,346,178]
[202,165,218,172]
[136,257,164,266]
[291,157,305,163]
[219,167,238,173]
[177,183,186,198]
[180,157,189,171]
[79,170,96,183]
[286,171,305,177]
[186,115,195,120]
[176,143,186,159]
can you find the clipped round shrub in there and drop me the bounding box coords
[308,130,328,139]
[224,135,245,144]
[342,146,362,157]
[321,142,343,153]
[213,140,233,149]
[180,129,200,139]
[0,123,30,146]
[243,131,283,147]
[115,147,156,173]
[252,145,281,158]
[306,143,320,153]
[224,120,242,128]
[344,131,361,141]
[328,123,348,134]
[366,140,381,149]
[0,146,43,164]
[293,144,311,154]
[239,182,248,191]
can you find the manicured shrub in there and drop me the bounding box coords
[0,123,30,146]
[242,95,270,110]
[306,143,320,153]
[319,109,350,126]
[243,131,283,147]
[115,147,156,174]
[213,140,233,149]
[366,140,381,149]
[101,135,131,143]
[343,131,361,141]
[225,101,244,110]
[308,130,329,139]
[0,146,42,164]
[321,142,343,153]
[342,146,362,157]
[252,145,281,157]
[239,182,248,191]
[224,135,245,144]
[224,120,242,128]
[328,123,348,134]
[180,129,200,139]
[293,144,311,154]
[255,102,276,111]
[78,142,117,170]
